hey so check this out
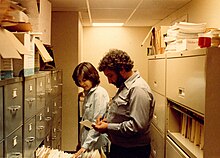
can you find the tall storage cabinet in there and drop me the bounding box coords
[148,54,166,158]
[148,47,220,158]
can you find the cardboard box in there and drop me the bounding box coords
[0,29,22,79]
[13,32,35,77]
[0,58,13,79]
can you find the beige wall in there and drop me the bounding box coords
[82,27,151,97]
[51,11,80,151]
[155,0,220,28]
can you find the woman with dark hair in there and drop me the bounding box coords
[72,62,109,157]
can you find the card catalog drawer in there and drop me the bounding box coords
[23,117,36,158]
[4,82,23,136]
[36,109,46,147]
[24,79,36,121]
[5,127,22,158]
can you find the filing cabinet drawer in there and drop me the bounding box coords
[148,58,166,95]
[51,71,62,97]
[4,82,23,136]
[23,117,36,158]
[152,91,166,134]
[57,70,63,96]
[36,76,45,93]
[44,131,52,148]
[45,72,51,89]
[45,105,52,134]
[0,87,3,140]
[52,98,59,124]
[36,76,46,112]
[150,124,165,158]
[166,137,190,158]
[5,127,22,158]
[166,54,205,114]
[24,79,36,121]
[36,109,46,147]
[0,140,3,158]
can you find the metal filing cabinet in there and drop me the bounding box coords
[5,127,23,158]
[148,54,166,158]
[4,79,23,137]
[24,77,36,121]
[23,117,36,158]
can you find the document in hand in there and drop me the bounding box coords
[80,120,94,129]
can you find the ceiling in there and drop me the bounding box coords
[50,0,191,27]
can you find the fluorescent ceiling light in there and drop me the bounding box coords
[92,23,124,26]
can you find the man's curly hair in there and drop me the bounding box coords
[98,49,134,72]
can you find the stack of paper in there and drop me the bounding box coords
[165,22,207,52]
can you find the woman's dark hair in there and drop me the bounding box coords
[72,62,100,87]
[98,49,134,72]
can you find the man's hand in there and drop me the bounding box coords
[92,115,108,133]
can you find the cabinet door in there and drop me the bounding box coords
[166,137,189,158]
[148,58,165,95]
[150,124,165,158]
[152,92,166,134]
[166,55,205,114]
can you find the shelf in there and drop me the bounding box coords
[168,131,203,158]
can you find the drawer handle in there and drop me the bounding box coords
[38,93,45,98]
[52,111,58,115]
[46,88,53,94]
[52,136,57,140]
[153,81,157,87]
[8,105,21,112]
[178,87,185,98]
[8,152,22,158]
[58,83,63,86]
[25,137,35,143]
[25,98,36,104]
[53,85,58,88]
[37,126,45,130]
[45,117,52,122]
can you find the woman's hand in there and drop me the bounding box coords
[73,147,86,158]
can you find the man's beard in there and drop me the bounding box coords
[115,73,125,88]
